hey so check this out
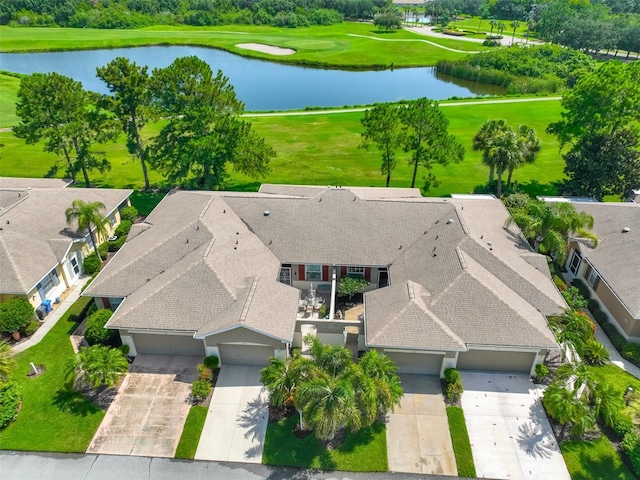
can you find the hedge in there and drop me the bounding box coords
[119,206,138,223]
[84,309,117,346]
[587,299,600,313]
[83,254,101,275]
[114,220,132,237]
[571,278,591,300]
[0,298,34,334]
[0,381,22,429]
[593,309,608,325]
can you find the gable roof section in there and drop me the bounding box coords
[571,202,640,318]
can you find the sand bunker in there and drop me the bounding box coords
[236,43,296,56]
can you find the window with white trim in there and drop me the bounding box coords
[278,267,292,285]
[569,251,582,276]
[37,269,60,301]
[347,266,365,278]
[587,268,600,288]
[305,264,321,280]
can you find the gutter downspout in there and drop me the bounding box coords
[329,266,337,320]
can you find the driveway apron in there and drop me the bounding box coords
[461,372,570,480]
[386,374,457,476]
[87,354,200,457]
[195,365,268,463]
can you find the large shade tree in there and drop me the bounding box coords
[97,57,154,190]
[65,200,111,261]
[149,56,274,190]
[14,72,118,187]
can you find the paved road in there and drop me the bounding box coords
[0,452,477,480]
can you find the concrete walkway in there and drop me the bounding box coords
[387,374,457,476]
[11,275,91,355]
[195,365,269,463]
[593,321,640,379]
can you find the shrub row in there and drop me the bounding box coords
[84,309,117,347]
[444,367,463,402]
[0,381,22,429]
[602,322,640,367]
[571,278,591,300]
[191,356,219,403]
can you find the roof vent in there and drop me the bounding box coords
[263,210,270,216]
[487,241,493,247]
[446,218,454,224]
[622,227,630,233]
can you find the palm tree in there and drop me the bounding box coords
[489,18,497,36]
[65,200,112,261]
[526,19,536,44]
[548,309,594,357]
[506,200,598,262]
[472,118,508,184]
[497,21,506,36]
[359,350,403,415]
[506,125,541,186]
[0,341,15,381]
[72,345,128,389]
[510,20,521,44]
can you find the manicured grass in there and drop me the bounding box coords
[588,364,640,396]
[0,98,565,198]
[0,72,20,128]
[447,16,538,40]
[0,23,487,69]
[561,435,636,480]
[129,190,166,216]
[174,405,208,459]
[0,297,105,452]
[446,406,476,478]
[262,415,387,471]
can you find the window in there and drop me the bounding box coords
[70,257,79,275]
[278,267,292,285]
[588,268,600,288]
[110,297,123,311]
[305,264,321,281]
[347,266,365,278]
[37,270,60,301]
[569,251,582,276]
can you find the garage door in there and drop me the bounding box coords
[383,351,443,375]
[218,344,274,366]
[457,350,536,373]
[132,333,204,356]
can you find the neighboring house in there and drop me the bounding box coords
[84,185,565,376]
[0,177,132,310]
[560,200,640,341]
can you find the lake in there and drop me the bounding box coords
[0,46,503,111]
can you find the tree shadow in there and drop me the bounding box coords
[224,181,262,192]
[472,180,563,199]
[51,384,102,416]
[238,390,269,459]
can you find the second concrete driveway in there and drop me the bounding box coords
[386,374,457,476]
[195,365,268,463]
[461,372,570,480]
[87,354,200,457]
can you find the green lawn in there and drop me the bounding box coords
[562,435,636,480]
[0,23,487,69]
[262,415,387,471]
[446,406,476,478]
[447,16,538,41]
[0,297,105,452]
[174,405,208,459]
[0,72,20,128]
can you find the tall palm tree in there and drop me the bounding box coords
[0,341,15,381]
[472,118,509,184]
[497,21,506,36]
[359,349,403,415]
[72,345,128,389]
[548,309,594,357]
[506,124,541,186]
[485,126,520,198]
[506,200,598,262]
[489,18,497,36]
[65,200,112,261]
[510,20,521,44]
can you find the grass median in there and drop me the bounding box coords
[174,405,208,459]
[446,406,476,478]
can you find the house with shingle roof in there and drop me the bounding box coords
[0,177,132,310]
[84,185,565,376]
[558,200,640,341]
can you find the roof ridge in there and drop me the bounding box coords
[203,258,238,300]
[410,288,466,348]
[239,276,260,323]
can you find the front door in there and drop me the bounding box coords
[67,252,81,283]
[569,251,582,276]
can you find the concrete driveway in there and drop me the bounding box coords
[195,365,268,463]
[461,372,570,480]
[386,374,457,476]
[87,354,200,457]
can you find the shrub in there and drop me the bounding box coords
[0,298,34,334]
[602,322,626,350]
[553,275,567,291]
[444,367,461,385]
[337,275,369,299]
[118,344,130,356]
[203,355,219,369]
[0,381,22,428]
[503,192,532,211]
[582,340,610,366]
[98,242,108,259]
[593,310,608,325]
[84,309,116,346]
[319,303,329,318]
[482,39,500,47]
[571,278,591,300]
[106,236,127,252]
[191,379,212,402]
[535,363,549,379]
[562,286,588,310]
[22,319,40,337]
[446,381,464,402]
[622,343,640,362]
[83,254,101,275]
[114,220,132,237]
[119,206,138,223]
[622,432,640,476]
[587,299,600,313]
[197,364,213,381]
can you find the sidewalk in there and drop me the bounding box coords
[11,275,92,355]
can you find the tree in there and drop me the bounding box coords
[360,103,404,187]
[497,21,506,35]
[0,341,15,381]
[358,349,403,416]
[489,18,497,36]
[507,124,541,186]
[373,9,402,31]
[510,20,520,44]
[399,98,464,191]
[506,200,597,262]
[548,309,594,356]
[96,57,153,190]
[0,298,34,334]
[65,200,112,262]
[149,56,274,190]
[14,72,118,187]
[337,276,369,300]
[473,118,508,184]
[72,345,128,389]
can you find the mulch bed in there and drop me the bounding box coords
[441,379,461,407]
[26,364,45,378]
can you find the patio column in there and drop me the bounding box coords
[329,266,337,321]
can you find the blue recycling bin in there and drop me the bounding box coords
[41,299,52,313]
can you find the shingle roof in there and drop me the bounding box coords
[571,202,640,318]
[0,185,131,294]
[0,177,72,190]
[87,186,564,351]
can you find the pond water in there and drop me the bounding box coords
[0,46,504,111]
